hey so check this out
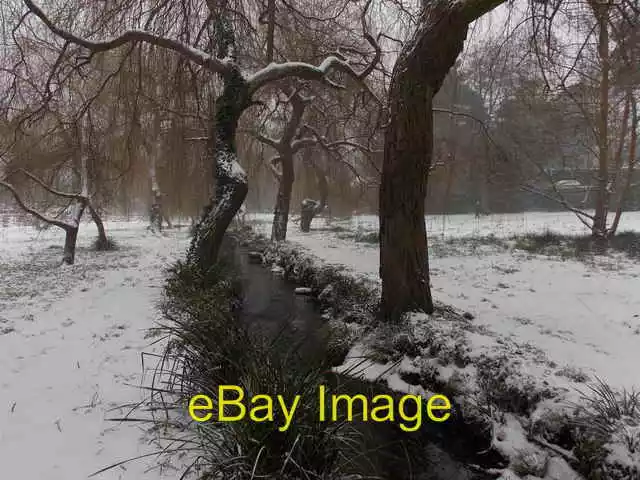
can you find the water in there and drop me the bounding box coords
[231,240,503,479]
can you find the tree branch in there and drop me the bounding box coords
[0,180,74,230]
[23,1,233,75]
[17,168,86,200]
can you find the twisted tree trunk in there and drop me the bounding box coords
[187,70,249,270]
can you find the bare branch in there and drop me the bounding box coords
[17,168,86,200]
[0,180,74,230]
[23,1,233,75]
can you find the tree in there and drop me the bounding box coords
[21,0,380,271]
[527,0,640,241]
[378,0,506,320]
[253,85,315,241]
[1,118,102,264]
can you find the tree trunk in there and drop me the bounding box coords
[271,152,294,241]
[62,200,87,265]
[300,199,319,232]
[609,97,637,235]
[89,204,109,248]
[148,125,164,233]
[591,2,610,242]
[379,2,470,320]
[300,159,329,231]
[150,191,163,233]
[62,226,79,265]
[187,71,249,270]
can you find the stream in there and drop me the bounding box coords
[232,241,500,480]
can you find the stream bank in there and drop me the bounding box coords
[229,229,507,479]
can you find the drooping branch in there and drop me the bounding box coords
[24,0,382,101]
[0,179,74,230]
[23,1,233,75]
[16,168,84,200]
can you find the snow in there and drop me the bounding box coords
[2,209,639,478]
[249,209,640,476]
[0,219,192,479]
[248,210,640,393]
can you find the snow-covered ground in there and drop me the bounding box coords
[2,211,639,479]
[0,220,191,479]
[248,211,640,393]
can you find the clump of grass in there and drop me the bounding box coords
[92,235,118,251]
[571,378,640,478]
[573,378,640,440]
[511,229,640,260]
[609,230,640,259]
[353,231,378,244]
[476,356,553,416]
[139,250,367,479]
[512,229,564,253]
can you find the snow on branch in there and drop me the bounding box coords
[247,0,381,96]
[23,1,233,75]
[24,0,381,104]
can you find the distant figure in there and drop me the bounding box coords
[475,200,481,219]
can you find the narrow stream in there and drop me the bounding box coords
[232,242,499,480]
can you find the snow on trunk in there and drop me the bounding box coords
[187,71,250,270]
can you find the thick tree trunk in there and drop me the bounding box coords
[150,191,163,233]
[271,153,294,241]
[379,2,470,320]
[148,133,164,233]
[187,71,249,270]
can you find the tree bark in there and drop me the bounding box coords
[62,200,87,265]
[379,1,471,320]
[62,226,80,265]
[187,70,250,270]
[271,152,294,241]
[89,204,109,248]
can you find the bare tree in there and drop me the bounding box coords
[1,117,97,265]
[20,0,380,270]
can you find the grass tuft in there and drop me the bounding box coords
[571,377,640,478]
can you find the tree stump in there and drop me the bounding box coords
[300,199,320,232]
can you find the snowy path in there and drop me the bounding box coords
[0,222,189,480]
